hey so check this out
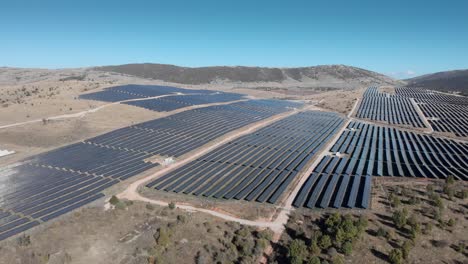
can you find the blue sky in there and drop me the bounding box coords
[1,0,467,79]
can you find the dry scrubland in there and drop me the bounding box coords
[272,177,468,264]
[0,200,273,264]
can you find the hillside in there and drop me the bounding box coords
[95,63,402,89]
[406,69,468,95]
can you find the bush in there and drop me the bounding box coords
[392,208,408,229]
[426,184,434,194]
[109,195,120,205]
[446,175,455,185]
[447,218,456,227]
[154,227,171,247]
[401,240,413,259]
[257,229,273,241]
[288,239,307,263]
[456,189,468,199]
[331,255,344,264]
[168,202,176,210]
[388,248,403,264]
[356,215,368,234]
[319,235,332,250]
[17,234,31,247]
[308,256,321,264]
[423,222,433,235]
[146,203,155,210]
[177,214,187,224]
[341,241,353,256]
[310,240,321,256]
[376,227,388,237]
[325,213,342,229]
[389,193,401,207]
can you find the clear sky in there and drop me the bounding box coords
[1,0,467,78]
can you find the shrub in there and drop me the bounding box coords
[288,239,307,263]
[331,255,344,264]
[423,223,433,235]
[341,241,353,256]
[257,229,273,241]
[392,208,408,229]
[17,234,31,247]
[236,226,251,238]
[407,196,420,205]
[426,184,434,194]
[454,241,466,253]
[389,193,401,208]
[146,203,155,210]
[308,256,321,264]
[446,175,455,185]
[376,227,388,237]
[177,214,187,224]
[456,189,468,199]
[388,248,403,264]
[447,218,456,227]
[109,195,120,205]
[431,239,449,248]
[319,235,332,250]
[401,240,413,259]
[168,202,176,210]
[310,240,321,256]
[325,213,342,229]
[356,215,368,234]
[154,227,171,247]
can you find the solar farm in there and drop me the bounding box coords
[0,83,467,253]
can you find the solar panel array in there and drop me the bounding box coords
[79,84,213,102]
[85,100,301,157]
[293,156,371,209]
[0,99,301,241]
[146,111,344,204]
[293,120,468,210]
[123,92,245,112]
[394,87,468,137]
[0,142,157,241]
[356,87,426,128]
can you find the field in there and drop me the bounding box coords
[0,70,467,264]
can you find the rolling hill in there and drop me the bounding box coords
[95,63,402,89]
[406,69,468,95]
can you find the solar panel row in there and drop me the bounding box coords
[147,111,345,204]
[123,93,245,112]
[356,87,426,128]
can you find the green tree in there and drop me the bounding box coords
[319,235,332,250]
[325,213,342,229]
[288,239,307,263]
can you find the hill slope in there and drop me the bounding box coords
[95,63,402,89]
[406,69,468,95]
